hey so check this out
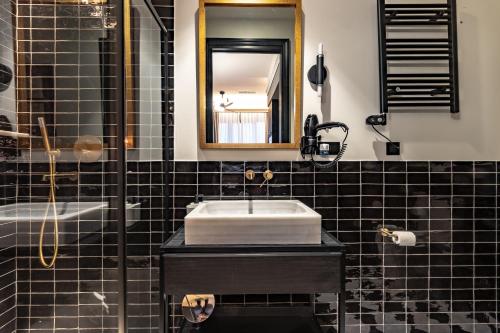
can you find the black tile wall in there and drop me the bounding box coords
[126,161,166,333]
[15,162,121,333]
[4,1,170,332]
[14,1,122,332]
[170,161,499,333]
[151,0,174,160]
[9,159,166,333]
[126,0,173,333]
[0,1,17,332]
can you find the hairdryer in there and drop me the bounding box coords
[300,114,349,167]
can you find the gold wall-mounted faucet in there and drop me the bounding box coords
[245,169,274,187]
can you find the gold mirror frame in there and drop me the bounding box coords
[198,0,302,149]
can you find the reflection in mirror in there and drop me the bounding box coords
[126,0,163,160]
[202,4,301,148]
[208,39,290,144]
[16,5,109,149]
[213,53,278,144]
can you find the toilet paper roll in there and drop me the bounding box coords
[392,231,416,246]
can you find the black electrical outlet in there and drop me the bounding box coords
[386,142,400,155]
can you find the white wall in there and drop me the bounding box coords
[174,0,500,161]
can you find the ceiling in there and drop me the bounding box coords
[213,53,279,95]
[206,7,295,20]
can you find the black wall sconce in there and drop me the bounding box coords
[307,43,328,98]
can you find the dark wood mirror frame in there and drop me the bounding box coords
[198,0,302,149]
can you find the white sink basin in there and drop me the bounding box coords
[185,200,321,245]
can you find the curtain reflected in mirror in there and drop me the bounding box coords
[215,112,268,144]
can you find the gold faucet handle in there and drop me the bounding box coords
[245,170,256,181]
[260,170,274,187]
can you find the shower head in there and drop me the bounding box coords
[37,117,59,157]
[37,117,51,153]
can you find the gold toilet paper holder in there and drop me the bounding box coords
[378,227,398,241]
[378,227,417,247]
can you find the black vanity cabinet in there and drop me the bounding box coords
[160,228,346,333]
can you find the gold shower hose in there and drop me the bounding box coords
[38,117,59,269]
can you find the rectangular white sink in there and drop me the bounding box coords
[185,200,321,245]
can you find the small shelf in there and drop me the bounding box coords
[179,306,327,333]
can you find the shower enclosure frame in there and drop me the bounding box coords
[116,1,170,332]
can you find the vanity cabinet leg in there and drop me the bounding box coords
[160,293,169,333]
[160,261,169,333]
[166,295,170,333]
[338,252,346,333]
[338,291,345,333]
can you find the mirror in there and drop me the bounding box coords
[125,0,164,157]
[199,0,302,149]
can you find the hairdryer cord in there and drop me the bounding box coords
[310,128,349,169]
[371,125,399,149]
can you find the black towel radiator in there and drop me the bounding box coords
[372,0,460,122]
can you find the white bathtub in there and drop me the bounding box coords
[0,201,141,244]
[0,202,108,223]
